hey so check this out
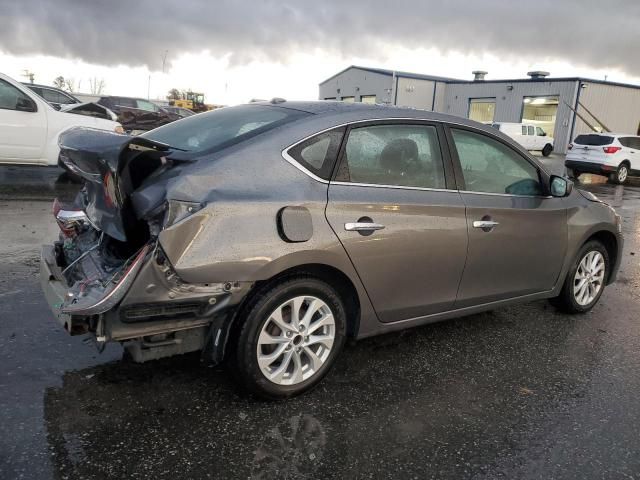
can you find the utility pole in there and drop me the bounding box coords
[147,75,151,100]
[22,70,35,83]
[161,50,168,73]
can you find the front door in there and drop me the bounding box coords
[326,122,468,323]
[447,126,567,307]
[0,78,47,163]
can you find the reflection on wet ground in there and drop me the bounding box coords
[1,163,640,479]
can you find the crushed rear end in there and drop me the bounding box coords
[39,128,251,362]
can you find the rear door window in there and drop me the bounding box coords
[521,126,527,135]
[335,123,446,189]
[136,99,159,112]
[286,128,345,180]
[451,128,542,196]
[528,126,535,135]
[115,97,136,108]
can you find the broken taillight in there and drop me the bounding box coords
[53,198,90,238]
[103,171,118,208]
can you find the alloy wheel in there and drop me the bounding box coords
[257,295,335,385]
[618,165,628,183]
[573,250,605,306]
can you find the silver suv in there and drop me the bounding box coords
[41,101,623,398]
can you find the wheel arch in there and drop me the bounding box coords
[585,230,619,284]
[232,263,362,340]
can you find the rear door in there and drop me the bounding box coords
[446,126,567,307]
[325,121,468,323]
[0,78,47,163]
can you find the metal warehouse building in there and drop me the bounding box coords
[319,66,640,154]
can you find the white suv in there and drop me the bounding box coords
[565,133,640,184]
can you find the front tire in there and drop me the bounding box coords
[542,144,553,157]
[235,277,346,399]
[550,240,609,313]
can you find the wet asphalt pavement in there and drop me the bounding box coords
[1,161,640,479]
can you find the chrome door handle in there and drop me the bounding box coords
[473,220,500,229]
[344,222,385,232]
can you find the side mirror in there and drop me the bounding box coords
[550,175,573,197]
[16,97,36,112]
[540,131,547,137]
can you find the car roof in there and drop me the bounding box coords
[250,100,490,128]
[23,83,65,91]
[575,132,638,138]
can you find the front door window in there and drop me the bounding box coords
[451,128,542,196]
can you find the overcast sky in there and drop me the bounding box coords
[1,0,638,104]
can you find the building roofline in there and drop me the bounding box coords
[447,77,640,90]
[319,65,640,91]
[319,65,461,85]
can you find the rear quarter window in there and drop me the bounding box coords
[286,128,345,180]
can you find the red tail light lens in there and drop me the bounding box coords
[603,146,622,154]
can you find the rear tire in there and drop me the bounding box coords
[235,277,346,399]
[610,163,630,185]
[549,240,609,314]
[542,144,553,157]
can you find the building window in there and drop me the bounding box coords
[522,96,559,138]
[341,96,355,103]
[360,95,376,104]
[468,98,496,123]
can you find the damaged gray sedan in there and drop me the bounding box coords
[40,101,623,398]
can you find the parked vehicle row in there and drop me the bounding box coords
[40,101,623,399]
[96,95,181,133]
[566,133,640,184]
[0,73,122,166]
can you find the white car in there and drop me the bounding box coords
[0,73,123,166]
[491,122,554,156]
[565,133,640,184]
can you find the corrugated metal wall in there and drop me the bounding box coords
[395,77,435,110]
[318,68,393,104]
[442,80,579,153]
[433,81,448,111]
[573,83,640,138]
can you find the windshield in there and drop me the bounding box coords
[574,134,614,146]
[142,104,309,154]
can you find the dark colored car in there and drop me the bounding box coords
[97,96,180,133]
[23,83,80,110]
[40,101,623,398]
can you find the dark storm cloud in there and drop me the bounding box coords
[1,0,638,74]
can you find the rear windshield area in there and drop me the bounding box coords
[574,134,614,146]
[141,104,309,154]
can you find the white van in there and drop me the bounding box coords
[492,122,554,156]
